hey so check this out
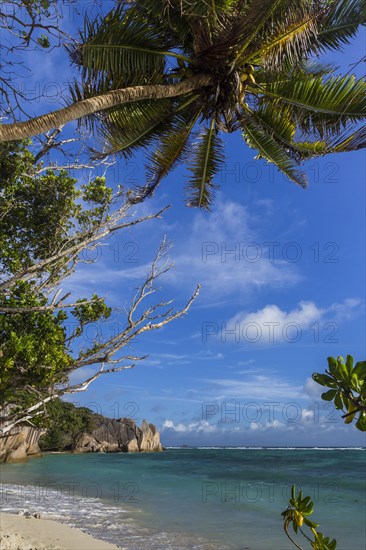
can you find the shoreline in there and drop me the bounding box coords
[0,512,123,550]
[1,449,365,549]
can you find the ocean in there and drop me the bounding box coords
[1,448,365,549]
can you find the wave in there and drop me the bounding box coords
[1,483,228,550]
[167,446,365,451]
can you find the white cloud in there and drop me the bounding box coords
[60,198,302,302]
[225,298,362,345]
[168,199,301,297]
[162,419,218,433]
[67,366,100,385]
[303,377,324,399]
[300,408,316,422]
[250,419,286,431]
[203,373,303,400]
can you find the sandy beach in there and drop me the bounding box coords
[0,513,122,550]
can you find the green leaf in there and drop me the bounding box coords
[303,516,319,529]
[72,5,168,83]
[92,98,174,159]
[317,0,366,53]
[334,392,343,410]
[353,361,366,378]
[186,119,225,209]
[337,359,349,381]
[241,116,307,188]
[322,390,337,401]
[262,74,366,137]
[327,357,338,376]
[145,104,202,192]
[346,355,354,374]
[312,372,336,387]
[355,414,366,431]
[37,34,50,48]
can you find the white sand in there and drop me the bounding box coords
[0,513,122,550]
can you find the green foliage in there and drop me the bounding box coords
[241,112,308,188]
[71,294,112,344]
[82,177,112,206]
[37,34,50,48]
[285,354,365,547]
[187,120,224,208]
[75,4,167,83]
[0,143,78,275]
[0,141,113,277]
[0,141,116,411]
[317,0,366,53]
[282,485,337,550]
[27,0,51,15]
[38,399,96,450]
[0,282,72,407]
[72,294,112,326]
[312,355,366,431]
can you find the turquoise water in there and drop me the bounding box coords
[1,448,365,549]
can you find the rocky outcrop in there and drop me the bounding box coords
[0,415,163,463]
[0,426,44,463]
[74,417,163,454]
[138,420,162,452]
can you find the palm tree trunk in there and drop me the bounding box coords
[0,75,210,142]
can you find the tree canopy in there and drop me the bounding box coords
[37,398,96,451]
[1,0,365,207]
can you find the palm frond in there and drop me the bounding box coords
[290,125,366,159]
[317,0,366,53]
[241,116,308,188]
[63,0,366,205]
[135,0,194,51]
[245,6,322,68]
[296,60,338,78]
[71,5,168,84]
[197,0,278,62]
[261,74,366,136]
[286,139,329,159]
[178,0,236,18]
[144,105,202,194]
[91,98,174,159]
[244,102,340,160]
[242,99,353,161]
[236,0,313,55]
[255,60,337,88]
[186,119,225,208]
[330,125,366,152]
[250,103,296,143]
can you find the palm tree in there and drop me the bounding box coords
[1,0,365,207]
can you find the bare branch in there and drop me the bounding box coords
[74,261,200,369]
[0,204,170,293]
[63,363,136,393]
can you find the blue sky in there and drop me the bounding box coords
[64,145,365,447]
[6,1,365,446]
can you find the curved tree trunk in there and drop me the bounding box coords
[0,74,210,142]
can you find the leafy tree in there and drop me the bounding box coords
[282,485,337,550]
[1,1,365,207]
[37,398,96,450]
[312,355,366,431]
[0,141,199,436]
